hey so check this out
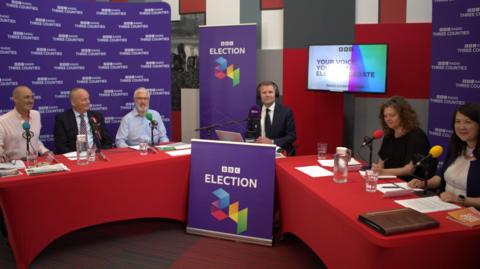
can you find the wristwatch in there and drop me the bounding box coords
[458,194,466,206]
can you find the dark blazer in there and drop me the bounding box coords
[54,109,113,154]
[255,103,296,156]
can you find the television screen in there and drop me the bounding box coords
[307,44,388,93]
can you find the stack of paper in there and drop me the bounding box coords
[318,158,361,167]
[165,149,191,156]
[0,160,26,169]
[395,196,461,213]
[295,165,333,178]
[358,170,396,179]
[25,163,70,176]
[156,142,191,151]
[63,152,78,161]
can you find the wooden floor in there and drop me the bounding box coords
[0,219,327,269]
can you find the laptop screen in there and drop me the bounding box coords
[215,130,244,143]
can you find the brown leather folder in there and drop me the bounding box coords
[358,208,439,235]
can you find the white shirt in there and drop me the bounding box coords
[444,154,473,196]
[73,110,94,147]
[261,103,275,138]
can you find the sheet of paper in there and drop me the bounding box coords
[295,165,333,178]
[156,142,191,150]
[376,182,423,194]
[0,160,26,169]
[128,145,141,150]
[318,158,361,167]
[25,163,70,176]
[63,151,77,160]
[395,196,461,213]
[358,170,396,179]
[165,149,191,156]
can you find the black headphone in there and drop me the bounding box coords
[256,81,280,102]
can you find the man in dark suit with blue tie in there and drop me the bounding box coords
[53,87,113,154]
[254,81,296,156]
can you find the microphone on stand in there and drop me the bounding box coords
[145,112,158,146]
[360,129,384,170]
[89,116,102,142]
[22,121,34,153]
[245,105,260,141]
[414,145,443,168]
[89,116,109,161]
[413,145,443,197]
[361,129,384,147]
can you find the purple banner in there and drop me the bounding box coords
[429,0,480,166]
[199,24,257,139]
[187,139,275,245]
[0,0,171,150]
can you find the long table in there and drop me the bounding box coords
[0,149,190,269]
[276,156,479,269]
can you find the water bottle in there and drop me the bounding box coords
[76,134,89,166]
[333,147,350,183]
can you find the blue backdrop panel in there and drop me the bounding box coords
[0,0,171,150]
[429,0,480,166]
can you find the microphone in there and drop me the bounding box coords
[89,116,102,141]
[146,112,158,146]
[89,116,109,162]
[246,105,260,139]
[146,112,158,127]
[22,121,34,153]
[414,145,444,167]
[361,129,384,147]
[22,121,32,138]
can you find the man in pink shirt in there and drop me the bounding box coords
[0,85,50,162]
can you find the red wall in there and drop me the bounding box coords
[355,23,432,99]
[282,49,344,155]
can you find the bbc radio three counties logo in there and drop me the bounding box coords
[214,57,240,87]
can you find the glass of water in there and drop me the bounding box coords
[139,140,148,156]
[365,170,379,192]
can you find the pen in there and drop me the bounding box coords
[382,186,401,188]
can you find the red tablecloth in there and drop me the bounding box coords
[276,155,479,269]
[0,149,190,269]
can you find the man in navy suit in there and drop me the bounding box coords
[53,87,113,154]
[254,81,296,155]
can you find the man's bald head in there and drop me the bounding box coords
[12,85,34,114]
[69,87,90,114]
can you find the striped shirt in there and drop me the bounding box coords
[0,108,49,162]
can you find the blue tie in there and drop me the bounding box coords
[265,108,272,138]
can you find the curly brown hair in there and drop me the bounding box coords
[379,96,420,137]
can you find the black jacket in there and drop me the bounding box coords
[255,103,296,156]
[53,109,113,154]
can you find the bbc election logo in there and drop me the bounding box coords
[211,188,248,234]
[214,57,240,87]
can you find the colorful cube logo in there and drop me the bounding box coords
[211,188,248,234]
[215,57,240,87]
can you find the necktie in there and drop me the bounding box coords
[79,114,87,136]
[265,108,272,138]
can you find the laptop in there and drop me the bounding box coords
[215,130,244,143]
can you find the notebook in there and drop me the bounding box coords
[215,130,244,143]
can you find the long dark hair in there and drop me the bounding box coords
[448,103,480,159]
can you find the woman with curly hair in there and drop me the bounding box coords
[372,96,431,181]
[408,103,480,208]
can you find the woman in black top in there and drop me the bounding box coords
[372,96,431,181]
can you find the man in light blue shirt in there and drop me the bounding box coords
[116,87,169,147]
